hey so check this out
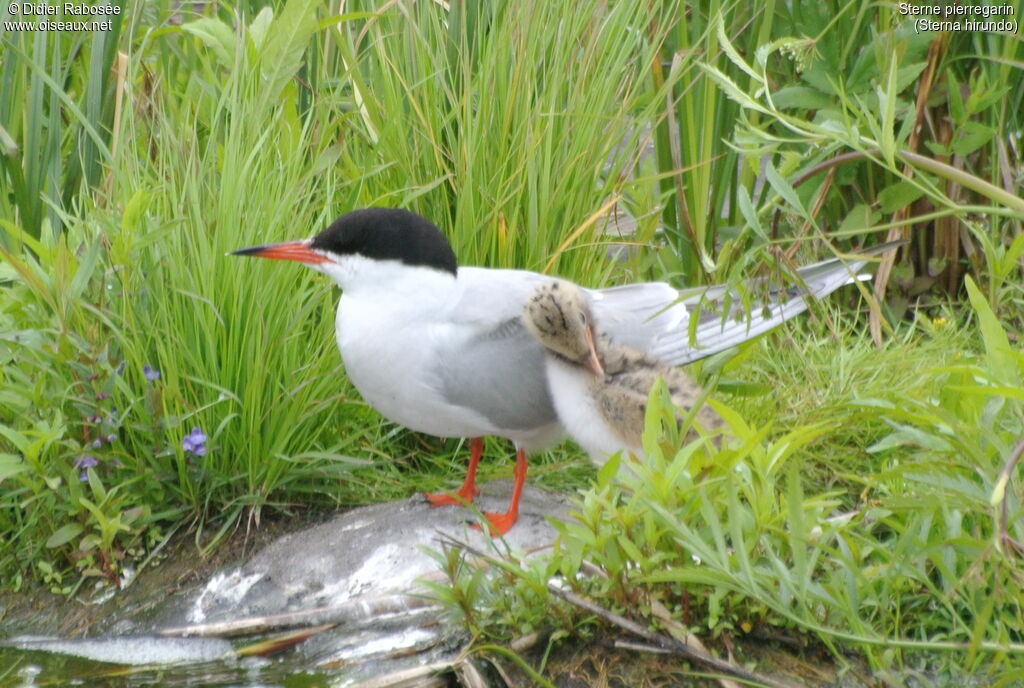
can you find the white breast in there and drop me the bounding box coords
[336,294,497,439]
[544,357,640,468]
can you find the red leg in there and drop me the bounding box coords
[476,448,527,536]
[424,437,483,507]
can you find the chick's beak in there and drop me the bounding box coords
[229,239,330,264]
[583,327,605,377]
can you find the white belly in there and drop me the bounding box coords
[336,300,495,438]
[545,357,641,468]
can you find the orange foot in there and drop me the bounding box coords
[473,510,518,536]
[424,484,479,507]
[470,448,527,537]
[424,437,483,507]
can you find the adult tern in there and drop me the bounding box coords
[232,207,890,534]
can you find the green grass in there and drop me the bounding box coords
[434,295,1024,681]
[1,0,1022,680]
[1,0,685,588]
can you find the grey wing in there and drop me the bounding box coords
[433,267,558,431]
[435,316,557,432]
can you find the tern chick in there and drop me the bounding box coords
[523,280,723,466]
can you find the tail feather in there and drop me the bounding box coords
[651,241,903,365]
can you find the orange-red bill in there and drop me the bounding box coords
[229,240,330,264]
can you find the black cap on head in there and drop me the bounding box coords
[310,208,458,275]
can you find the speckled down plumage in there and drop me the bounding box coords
[589,337,723,449]
[523,280,722,460]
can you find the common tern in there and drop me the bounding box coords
[232,207,890,534]
[523,280,723,467]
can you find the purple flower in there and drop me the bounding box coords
[144,364,160,381]
[75,454,99,482]
[106,433,117,443]
[91,439,103,449]
[116,361,126,376]
[182,427,208,457]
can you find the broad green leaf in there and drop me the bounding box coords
[181,17,236,68]
[867,427,953,454]
[45,523,83,549]
[952,121,995,157]
[965,275,1017,383]
[764,163,806,216]
[0,425,28,453]
[895,62,927,93]
[260,0,319,102]
[249,7,274,51]
[770,86,833,111]
[878,180,924,213]
[837,203,877,237]
[0,453,29,481]
[801,62,838,96]
[121,189,150,233]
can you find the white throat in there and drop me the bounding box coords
[313,253,457,301]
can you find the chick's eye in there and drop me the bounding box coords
[578,312,587,324]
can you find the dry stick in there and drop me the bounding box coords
[157,593,438,638]
[780,165,842,339]
[615,639,673,654]
[767,154,891,345]
[548,583,799,688]
[782,165,837,263]
[345,660,456,688]
[650,599,743,688]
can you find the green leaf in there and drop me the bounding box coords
[736,185,766,240]
[965,275,1017,383]
[0,453,29,481]
[700,64,770,114]
[770,86,833,111]
[895,62,927,93]
[716,15,761,83]
[260,0,319,102]
[121,189,150,233]
[837,203,877,236]
[0,123,18,156]
[67,238,101,302]
[714,379,771,397]
[876,58,898,166]
[0,425,29,453]
[952,121,995,157]
[867,426,953,454]
[248,7,274,52]
[878,180,924,213]
[46,523,83,549]
[181,17,237,69]
[801,62,838,96]
[947,70,965,124]
[999,232,1024,278]
[764,163,806,216]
